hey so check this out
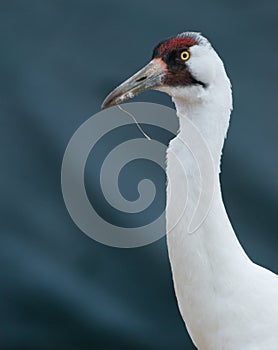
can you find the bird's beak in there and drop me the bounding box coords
[101,58,166,110]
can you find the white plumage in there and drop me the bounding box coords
[102,31,278,350]
[166,33,278,350]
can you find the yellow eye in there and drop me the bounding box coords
[180,51,190,61]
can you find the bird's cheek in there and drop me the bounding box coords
[162,69,193,87]
[187,56,216,85]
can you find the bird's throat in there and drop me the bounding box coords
[172,86,231,171]
[165,84,250,346]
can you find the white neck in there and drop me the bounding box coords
[166,78,251,347]
[173,69,232,168]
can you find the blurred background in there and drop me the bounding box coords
[1,1,278,349]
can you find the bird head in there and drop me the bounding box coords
[101,32,221,109]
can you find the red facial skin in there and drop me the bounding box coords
[158,37,197,57]
[152,36,205,88]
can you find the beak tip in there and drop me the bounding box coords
[101,89,121,110]
[100,60,164,111]
[101,96,114,110]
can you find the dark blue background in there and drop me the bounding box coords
[1,1,277,349]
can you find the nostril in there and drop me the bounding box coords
[136,76,147,82]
